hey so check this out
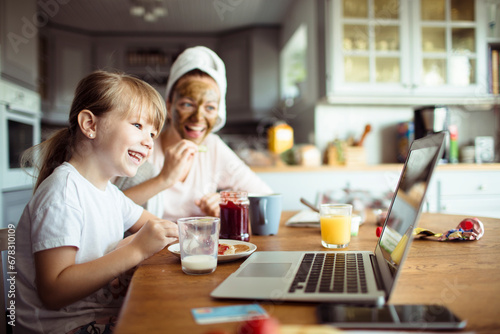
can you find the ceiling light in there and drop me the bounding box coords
[130,5,145,16]
[130,0,166,22]
[144,12,157,22]
[153,7,167,17]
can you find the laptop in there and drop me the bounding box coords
[211,132,446,306]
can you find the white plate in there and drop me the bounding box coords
[167,239,257,263]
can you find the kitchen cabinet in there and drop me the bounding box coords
[1,188,31,228]
[40,28,92,124]
[218,33,249,119]
[486,0,500,95]
[1,188,31,311]
[328,0,488,100]
[217,27,280,123]
[94,38,182,101]
[0,0,39,90]
[426,170,500,218]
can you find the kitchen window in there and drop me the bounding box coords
[280,24,308,104]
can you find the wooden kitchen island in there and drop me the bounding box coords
[114,211,500,334]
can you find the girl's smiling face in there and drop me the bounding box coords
[95,108,157,179]
[169,75,220,145]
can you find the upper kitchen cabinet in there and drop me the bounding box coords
[327,0,489,103]
[0,0,39,90]
[218,27,280,123]
[93,37,184,101]
[40,28,92,124]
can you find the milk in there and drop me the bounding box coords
[182,255,217,275]
[177,217,220,275]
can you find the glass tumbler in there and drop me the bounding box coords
[177,217,220,275]
[320,204,353,249]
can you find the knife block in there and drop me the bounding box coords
[325,143,366,166]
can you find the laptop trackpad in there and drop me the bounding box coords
[237,263,292,278]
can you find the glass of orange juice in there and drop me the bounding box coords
[320,204,352,248]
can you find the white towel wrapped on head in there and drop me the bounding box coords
[165,46,227,132]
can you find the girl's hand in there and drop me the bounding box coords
[195,193,221,217]
[159,139,198,186]
[131,219,179,260]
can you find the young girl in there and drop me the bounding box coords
[15,71,179,333]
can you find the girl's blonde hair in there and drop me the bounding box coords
[23,70,166,191]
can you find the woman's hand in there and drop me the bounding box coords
[158,139,198,186]
[195,193,221,217]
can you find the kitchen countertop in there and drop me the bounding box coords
[251,163,500,173]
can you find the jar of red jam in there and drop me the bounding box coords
[219,191,249,241]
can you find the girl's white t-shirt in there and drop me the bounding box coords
[15,162,143,334]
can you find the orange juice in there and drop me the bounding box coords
[320,215,351,247]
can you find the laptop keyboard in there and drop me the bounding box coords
[288,253,368,294]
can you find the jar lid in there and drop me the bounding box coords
[220,191,248,204]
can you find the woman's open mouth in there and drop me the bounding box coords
[184,125,206,139]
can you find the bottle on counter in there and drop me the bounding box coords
[449,125,459,164]
[268,122,294,154]
[219,191,250,241]
[397,121,414,163]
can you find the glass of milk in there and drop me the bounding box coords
[177,217,220,275]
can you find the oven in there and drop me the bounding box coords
[0,79,41,314]
[0,80,41,191]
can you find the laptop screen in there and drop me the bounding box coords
[376,133,443,284]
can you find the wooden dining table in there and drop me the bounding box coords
[114,211,500,334]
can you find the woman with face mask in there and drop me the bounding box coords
[115,46,272,221]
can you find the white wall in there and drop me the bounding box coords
[315,104,414,164]
[447,106,499,148]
